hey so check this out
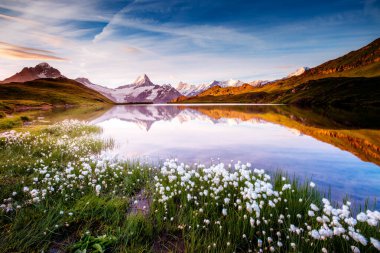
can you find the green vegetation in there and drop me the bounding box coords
[0,116,23,130]
[0,79,113,114]
[0,120,152,252]
[180,76,380,108]
[1,121,379,252]
[177,38,380,106]
[276,77,380,107]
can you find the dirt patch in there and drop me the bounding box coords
[48,231,78,253]
[153,232,185,253]
[128,188,151,216]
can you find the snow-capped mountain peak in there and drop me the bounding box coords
[176,81,191,90]
[224,79,243,87]
[75,77,93,86]
[36,62,51,68]
[208,79,245,88]
[175,82,198,96]
[133,74,153,86]
[287,67,310,78]
[79,74,181,104]
[0,62,65,83]
[248,80,269,87]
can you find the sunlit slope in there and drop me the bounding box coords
[177,38,380,106]
[0,78,113,112]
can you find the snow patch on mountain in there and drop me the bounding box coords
[78,74,181,103]
[75,78,118,102]
[287,67,310,78]
[176,78,269,96]
[248,80,269,87]
[1,62,65,83]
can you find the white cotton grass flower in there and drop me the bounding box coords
[4,128,380,253]
[370,238,380,251]
[357,212,368,222]
[310,203,319,211]
[311,230,320,239]
[349,231,367,246]
[367,218,378,227]
[95,185,101,195]
[350,246,360,253]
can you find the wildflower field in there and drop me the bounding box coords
[0,120,379,252]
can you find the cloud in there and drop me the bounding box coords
[124,45,142,54]
[0,0,378,86]
[0,13,39,26]
[0,41,67,61]
[0,0,111,23]
[94,15,264,49]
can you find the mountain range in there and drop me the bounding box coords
[0,62,269,105]
[175,38,380,107]
[75,75,182,103]
[0,37,379,110]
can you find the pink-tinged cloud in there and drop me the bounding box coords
[0,41,67,61]
[0,13,39,26]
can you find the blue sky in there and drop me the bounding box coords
[0,0,379,87]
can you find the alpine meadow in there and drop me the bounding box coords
[0,0,380,252]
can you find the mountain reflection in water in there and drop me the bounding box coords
[89,104,380,208]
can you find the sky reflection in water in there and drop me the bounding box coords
[92,105,380,208]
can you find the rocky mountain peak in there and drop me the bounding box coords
[133,74,153,86]
[0,62,65,83]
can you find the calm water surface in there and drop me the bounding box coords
[87,104,380,208]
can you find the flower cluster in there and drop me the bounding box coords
[152,159,380,252]
[1,122,379,252]
[0,120,133,213]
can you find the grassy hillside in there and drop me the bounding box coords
[180,76,380,107]
[0,78,113,112]
[275,77,380,107]
[176,38,380,106]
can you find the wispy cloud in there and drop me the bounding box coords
[0,0,378,86]
[0,41,67,61]
[0,13,39,26]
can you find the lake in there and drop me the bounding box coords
[22,104,380,208]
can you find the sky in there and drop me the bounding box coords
[0,0,379,87]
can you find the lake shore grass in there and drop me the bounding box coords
[0,121,379,252]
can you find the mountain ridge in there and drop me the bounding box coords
[76,74,182,103]
[0,62,66,84]
[0,78,113,112]
[175,38,380,106]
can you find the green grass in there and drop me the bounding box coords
[0,78,113,113]
[0,122,379,252]
[178,38,380,106]
[276,77,380,107]
[0,121,153,252]
[180,76,380,108]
